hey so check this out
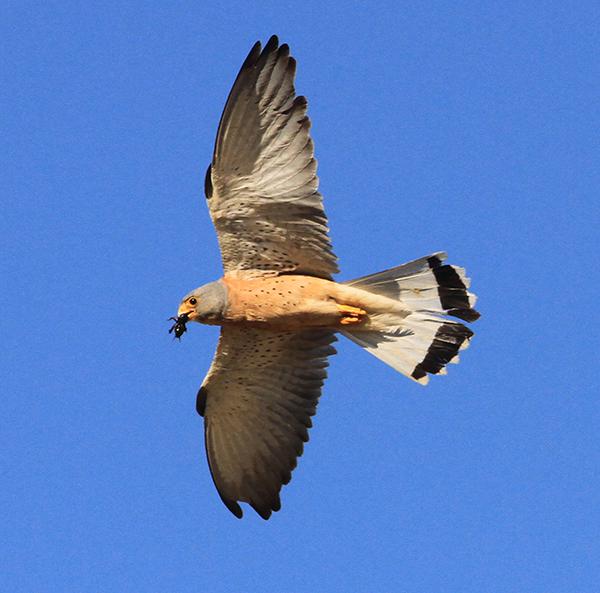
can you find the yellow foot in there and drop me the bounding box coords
[337,304,367,325]
[340,317,363,325]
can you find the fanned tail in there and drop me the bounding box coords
[342,252,480,385]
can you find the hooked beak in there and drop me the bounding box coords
[177,303,197,319]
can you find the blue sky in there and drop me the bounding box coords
[2,2,599,592]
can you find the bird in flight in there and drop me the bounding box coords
[171,35,480,519]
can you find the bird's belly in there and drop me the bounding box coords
[222,275,341,330]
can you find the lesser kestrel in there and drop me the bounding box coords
[171,36,480,519]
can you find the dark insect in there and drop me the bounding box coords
[168,314,189,339]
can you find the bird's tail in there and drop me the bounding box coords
[341,252,480,384]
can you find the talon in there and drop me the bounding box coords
[340,316,362,325]
[337,304,367,325]
[337,304,366,316]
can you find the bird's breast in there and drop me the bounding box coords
[220,274,341,330]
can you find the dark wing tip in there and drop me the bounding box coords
[196,386,207,417]
[294,94,307,108]
[251,493,281,520]
[286,55,297,77]
[220,496,280,520]
[278,43,290,58]
[222,496,244,519]
[241,39,263,71]
[255,35,281,70]
[254,505,273,520]
[204,164,213,200]
[238,35,282,75]
[265,35,279,52]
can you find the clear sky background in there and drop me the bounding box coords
[2,2,599,592]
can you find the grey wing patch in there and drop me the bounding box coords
[199,326,337,519]
[207,35,338,279]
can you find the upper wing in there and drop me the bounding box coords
[196,325,337,519]
[205,35,338,279]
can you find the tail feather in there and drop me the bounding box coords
[342,253,479,384]
[345,252,479,322]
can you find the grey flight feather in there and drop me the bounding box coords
[206,35,338,279]
[200,326,337,519]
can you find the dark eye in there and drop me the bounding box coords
[189,297,197,305]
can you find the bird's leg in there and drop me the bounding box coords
[337,304,367,325]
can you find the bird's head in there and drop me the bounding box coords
[169,281,228,338]
[177,291,202,321]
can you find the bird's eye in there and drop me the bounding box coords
[189,297,197,305]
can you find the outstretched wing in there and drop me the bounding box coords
[196,326,337,519]
[205,35,338,279]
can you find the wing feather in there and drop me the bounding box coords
[199,326,337,519]
[207,36,338,279]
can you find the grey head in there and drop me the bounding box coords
[177,280,228,325]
